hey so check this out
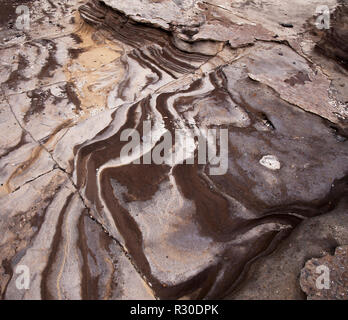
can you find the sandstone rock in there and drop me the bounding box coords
[228,199,348,300]
[316,0,348,68]
[300,246,348,300]
[0,0,347,300]
[102,0,205,30]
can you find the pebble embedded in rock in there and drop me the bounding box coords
[259,155,281,170]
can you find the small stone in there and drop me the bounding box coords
[259,155,281,170]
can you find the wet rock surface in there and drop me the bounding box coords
[0,0,347,300]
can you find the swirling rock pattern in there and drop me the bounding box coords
[0,0,347,300]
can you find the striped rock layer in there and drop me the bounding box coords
[0,0,348,300]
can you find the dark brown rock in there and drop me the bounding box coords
[316,0,348,68]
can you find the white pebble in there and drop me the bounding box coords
[259,155,281,170]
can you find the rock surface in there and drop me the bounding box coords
[0,0,347,300]
[316,0,348,68]
[228,198,348,299]
[300,246,348,300]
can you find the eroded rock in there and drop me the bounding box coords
[0,0,347,300]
